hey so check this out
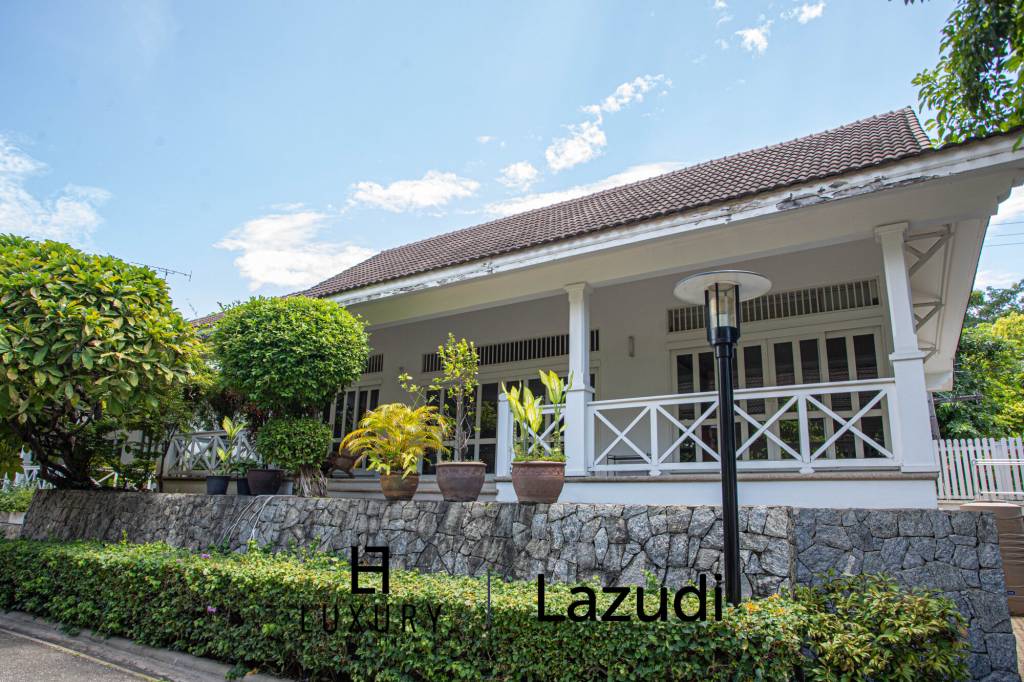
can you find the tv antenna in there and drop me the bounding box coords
[131,262,192,281]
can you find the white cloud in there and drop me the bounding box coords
[594,74,667,114]
[545,119,608,172]
[713,0,727,8]
[975,269,1022,290]
[736,21,773,54]
[783,2,826,23]
[545,75,669,172]
[497,161,540,192]
[692,54,707,64]
[715,38,730,50]
[215,210,376,291]
[477,135,496,144]
[349,170,480,213]
[0,135,111,245]
[485,162,686,217]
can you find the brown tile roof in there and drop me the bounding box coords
[301,107,931,300]
[193,107,933,324]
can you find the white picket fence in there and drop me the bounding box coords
[935,437,1024,502]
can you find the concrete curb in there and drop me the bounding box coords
[0,610,289,682]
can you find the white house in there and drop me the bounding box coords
[178,108,1024,509]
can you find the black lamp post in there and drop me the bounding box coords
[673,270,771,606]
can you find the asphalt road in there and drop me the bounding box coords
[0,629,157,682]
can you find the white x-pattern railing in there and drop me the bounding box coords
[163,430,260,475]
[587,378,897,476]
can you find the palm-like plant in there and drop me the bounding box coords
[213,416,246,476]
[339,403,448,478]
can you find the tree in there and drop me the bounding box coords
[935,316,1024,437]
[0,235,203,488]
[210,296,369,496]
[965,280,1024,326]
[911,0,1024,145]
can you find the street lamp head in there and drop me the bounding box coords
[673,270,771,346]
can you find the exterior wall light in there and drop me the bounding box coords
[673,270,771,606]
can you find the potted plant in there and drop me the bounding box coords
[340,403,447,501]
[207,416,243,495]
[255,416,333,497]
[401,333,483,501]
[211,416,248,495]
[504,371,569,504]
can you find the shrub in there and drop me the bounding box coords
[0,235,204,488]
[796,572,968,681]
[256,417,332,494]
[0,539,969,681]
[210,297,369,415]
[0,483,34,513]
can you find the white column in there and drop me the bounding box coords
[495,392,512,477]
[564,283,594,477]
[876,223,938,474]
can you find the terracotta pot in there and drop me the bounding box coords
[380,473,419,501]
[511,461,565,504]
[246,468,283,496]
[436,461,486,502]
[206,475,230,495]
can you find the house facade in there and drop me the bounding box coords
[178,109,1024,509]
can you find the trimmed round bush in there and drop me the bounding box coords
[210,296,369,414]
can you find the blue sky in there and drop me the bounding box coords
[2,0,1020,318]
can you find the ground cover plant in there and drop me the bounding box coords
[0,539,967,681]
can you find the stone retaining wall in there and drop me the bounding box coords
[17,491,1021,681]
[0,511,24,539]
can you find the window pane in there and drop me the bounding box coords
[478,444,496,474]
[479,383,498,439]
[853,334,879,379]
[774,342,795,385]
[743,346,765,415]
[743,346,764,388]
[799,339,821,384]
[826,337,851,411]
[698,352,715,392]
[342,390,357,435]
[676,354,695,420]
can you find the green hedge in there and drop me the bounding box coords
[0,539,966,681]
[0,484,34,513]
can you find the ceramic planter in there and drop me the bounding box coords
[246,468,283,496]
[380,473,419,501]
[206,475,230,495]
[511,461,565,503]
[436,461,486,501]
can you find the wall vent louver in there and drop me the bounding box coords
[363,354,384,374]
[422,330,600,373]
[668,279,880,333]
